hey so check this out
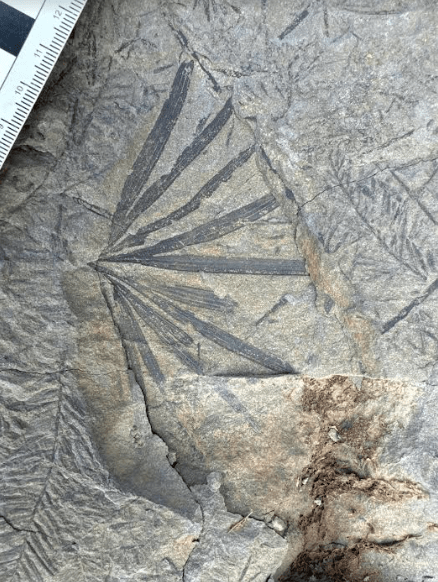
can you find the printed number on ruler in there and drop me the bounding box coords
[0,0,87,169]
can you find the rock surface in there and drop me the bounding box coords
[0,0,438,580]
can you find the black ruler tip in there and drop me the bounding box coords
[0,1,35,57]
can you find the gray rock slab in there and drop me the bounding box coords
[0,371,201,582]
[184,473,287,582]
[0,0,437,580]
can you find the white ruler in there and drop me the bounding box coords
[0,0,87,169]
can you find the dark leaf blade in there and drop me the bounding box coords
[115,282,203,375]
[115,281,194,347]
[127,194,279,257]
[149,294,297,374]
[107,275,203,376]
[108,61,194,245]
[104,254,308,276]
[94,262,235,312]
[164,343,203,375]
[187,317,296,373]
[211,383,260,433]
[112,97,234,246]
[155,284,236,312]
[381,275,438,334]
[112,146,256,251]
[111,285,165,385]
[279,8,309,40]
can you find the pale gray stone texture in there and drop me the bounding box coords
[0,0,437,580]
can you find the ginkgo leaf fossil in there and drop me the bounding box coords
[93,60,308,388]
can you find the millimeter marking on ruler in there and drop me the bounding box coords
[0,0,88,170]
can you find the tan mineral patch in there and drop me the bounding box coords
[162,376,318,522]
[172,534,199,569]
[295,222,380,375]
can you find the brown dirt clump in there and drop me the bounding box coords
[279,532,423,582]
[301,454,425,506]
[300,375,408,465]
[279,541,385,582]
[279,375,426,582]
